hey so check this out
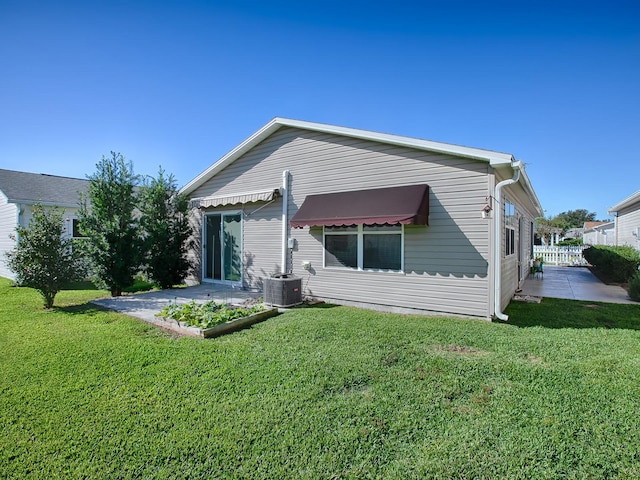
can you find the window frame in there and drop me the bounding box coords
[323,224,404,272]
[504,200,516,257]
[65,216,86,239]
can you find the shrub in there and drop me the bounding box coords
[583,245,640,283]
[557,238,583,246]
[629,272,640,302]
[5,204,84,308]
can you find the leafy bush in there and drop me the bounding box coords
[629,272,640,302]
[5,204,84,308]
[122,275,156,293]
[583,245,640,283]
[157,300,265,329]
[557,238,583,246]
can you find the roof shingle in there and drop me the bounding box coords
[0,169,89,207]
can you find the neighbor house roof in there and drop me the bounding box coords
[180,118,542,215]
[608,189,640,214]
[0,168,90,208]
[583,221,609,230]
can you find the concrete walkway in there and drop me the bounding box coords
[519,266,636,304]
[91,283,261,323]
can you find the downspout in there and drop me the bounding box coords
[493,160,523,321]
[281,170,290,274]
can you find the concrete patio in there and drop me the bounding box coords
[91,283,261,324]
[90,266,637,328]
[519,266,636,304]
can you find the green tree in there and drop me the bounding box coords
[535,209,599,243]
[535,216,564,244]
[5,204,83,308]
[139,168,193,289]
[79,152,142,296]
[554,209,597,229]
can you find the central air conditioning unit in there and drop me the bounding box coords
[264,274,302,307]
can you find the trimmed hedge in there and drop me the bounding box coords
[629,272,640,301]
[583,245,640,283]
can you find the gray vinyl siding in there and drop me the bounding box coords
[615,201,640,250]
[190,127,493,318]
[0,197,17,280]
[498,174,538,311]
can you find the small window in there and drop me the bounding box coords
[324,225,403,271]
[504,201,516,256]
[72,219,84,238]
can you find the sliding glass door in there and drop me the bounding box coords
[204,212,242,284]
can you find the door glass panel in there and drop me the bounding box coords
[205,215,221,280]
[223,214,242,282]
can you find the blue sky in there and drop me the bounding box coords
[1,0,638,220]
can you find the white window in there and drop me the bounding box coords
[324,225,403,271]
[504,201,516,256]
[65,217,85,238]
[71,218,84,238]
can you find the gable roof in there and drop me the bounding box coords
[181,117,542,217]
[182,117,520,194]
[608,189,640,214]
[0,168,90,208]
[584,221,614,232]
[584,221,609,230]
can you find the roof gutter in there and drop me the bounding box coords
[493,160,523,321]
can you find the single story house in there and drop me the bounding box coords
[0,168,89,280]
[582,221,614,246]
[608,189,640,250]
[181,118,543,320]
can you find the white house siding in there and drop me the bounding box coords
[190,127,494,318]
[0,197,17,280]
[615,201,640,250]
[583,230,598,246]
[583,226,614,246]
[0,201,82,281]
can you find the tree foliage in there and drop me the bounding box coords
[536,209,599,243]
[534,216,563,244]
[139,168,193,289]
[5,204,83,308]
[78,152,142,296]
[554,209,597,229]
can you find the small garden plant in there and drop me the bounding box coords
[157,300,265,329]
[629,271,640,302]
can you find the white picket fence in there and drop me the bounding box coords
[533,246,586,266]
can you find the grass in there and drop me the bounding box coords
[2,278,640,478]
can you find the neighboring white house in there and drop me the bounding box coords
[181,118,543,320]
[0,169,90,280]
[608,189,640,250]
[582,221,614,246]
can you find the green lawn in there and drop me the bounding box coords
[2,278,640,479]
